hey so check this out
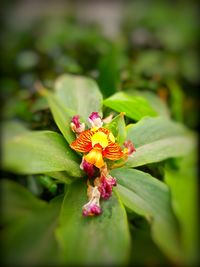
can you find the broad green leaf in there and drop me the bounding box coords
[56,180,131,266]
[111,168,183,264]
[165,153,198,265]
[125,117,195,167]
[2,120,28,140]
[103,92,157,121]
[54,74,103,124]
[126,90,169,117]
[104,112,127,145]
[0,179,63,266]
[45,90,76,143]
[2,122,82,177]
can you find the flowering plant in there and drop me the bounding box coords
[1,74,196,266]
[70,112,135,216]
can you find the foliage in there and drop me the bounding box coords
[1,2,199,266]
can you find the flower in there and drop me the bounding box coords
[94,164,117,199]
[70,115,85,134]
[88,112,103,128]
[123,140,136,155]
[70,112,136,217]
[80,158,95,178]
[70,126,124,168]
[82,186,102,216]
[95,175,117,200]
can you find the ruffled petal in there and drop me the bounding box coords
[82,186,102,216]
[80,158,95,178]
[70,115,85,134]
[102,142,124,160]
[70,129,94,153]
[123,140,136,155]
[88,112,103,128]
[84,146,105,168]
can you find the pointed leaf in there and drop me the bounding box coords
[0,179,63,266]
[127,90,169,117]
[45,90,76,144]
[111,168,182,264]
[54,74,103,124]
[126,117,195,167]
[56,180,131,266]
[2,122,82,177]
[103,92,157,121]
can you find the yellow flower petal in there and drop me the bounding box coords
[84,147,105,168]
[91,131,109,148]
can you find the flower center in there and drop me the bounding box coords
[91,131,108,148]
[84,147,104,168]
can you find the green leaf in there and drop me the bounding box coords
[45,90,76,144]
[126,117,195,167]
[104,92,157,121]
[56,180,131,265]
[104,112,127,145]
[2,120,28,140]
[111,168,183,263]
[54,74,103,124]
[0,179,63,266]
[2,122,82,177]
[126,90,169,117]
[165,153,198,265]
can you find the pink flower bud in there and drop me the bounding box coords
[80,158,95,178]
[98,175,117,200]
[88,112,103,128]
[82,204,102,216]
[107,175,117,186]
[98,178,112,200]
[70,115,85,134]
[123,140,136,155]
[82,186,102,216]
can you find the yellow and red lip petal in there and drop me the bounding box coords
[70,127,112,153]
[102,143,124,160]
[70,129,94,153]
[84,146,105,168]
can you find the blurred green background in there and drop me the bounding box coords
[1,0,199,129]
[0,0,199,266]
